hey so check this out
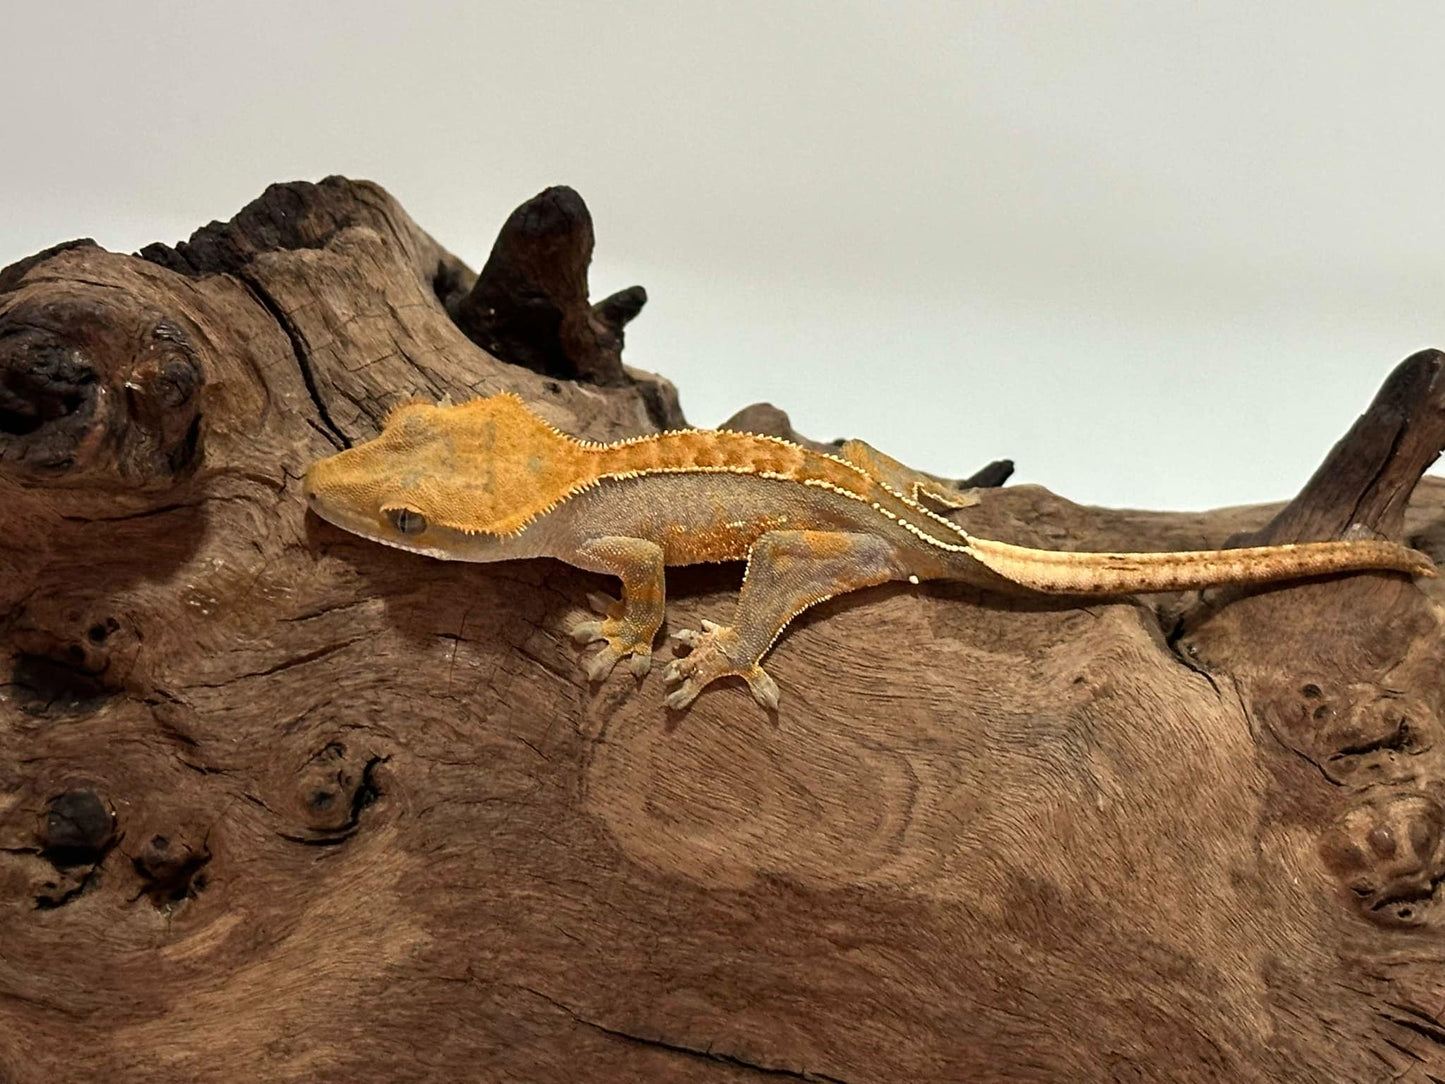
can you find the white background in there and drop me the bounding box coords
[3,2,1442,510]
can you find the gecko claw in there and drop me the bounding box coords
[582,639,651,683]
[670,618,721,652]
[627,649,653,678]
[662,662,779,712]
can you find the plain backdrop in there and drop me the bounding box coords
[3,2,1442,510]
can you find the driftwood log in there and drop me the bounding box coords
[2,178,1444,1084]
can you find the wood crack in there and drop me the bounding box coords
[237,269,349,450]
[514,984,854,1083]
[185,637,366,688]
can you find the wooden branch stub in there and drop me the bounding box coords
[1172,354,1445,1001]
[1245,347,1445,546]
[593,283,647,335]
[138,176,684,440]
[959,457,1015,489]
[450,185,646,387]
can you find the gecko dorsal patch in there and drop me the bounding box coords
[420,393,593,535]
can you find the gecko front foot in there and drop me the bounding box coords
[663,620,779,711]
[568,593,653,681]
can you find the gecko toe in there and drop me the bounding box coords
[745,667,780,711]
[670,627,702,649]
[569,619,606,646]
[584,645,622,682]
[663,656,694,683]
[586,591,622,618]
[664,681,702,710]
[627,649,652,678]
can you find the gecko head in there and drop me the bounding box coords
[302,401,459,555]
[302,393,580,554]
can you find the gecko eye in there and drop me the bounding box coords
[385,507,428,535]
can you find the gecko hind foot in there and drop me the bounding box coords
[663,622,779,711]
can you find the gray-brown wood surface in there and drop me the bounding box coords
[3,179,1444,1083]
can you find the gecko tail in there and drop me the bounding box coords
[961,534,1437,595]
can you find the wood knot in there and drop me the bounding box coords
[33,789,115,909]
[1320,794,1445,926]
[10,653,114,717]
[0,307,101,470]
[279,741,386,846]
[1261,679,1435,786]
[125,319,203,473]
[10,604,137,715]
[132,833,210,908]
[0,295,203,485]
[39,789,116,867]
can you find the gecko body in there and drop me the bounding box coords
[303,393,1436,709]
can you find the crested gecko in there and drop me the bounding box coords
[302,393,1436,710]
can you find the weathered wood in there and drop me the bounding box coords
[2,177,1443,1083]
[448,184,651,392]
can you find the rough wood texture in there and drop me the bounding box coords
[2,178,1444,1083]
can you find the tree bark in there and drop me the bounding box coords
[2,178,1443,1083]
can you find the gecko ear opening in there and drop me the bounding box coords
[384,507,428,535]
